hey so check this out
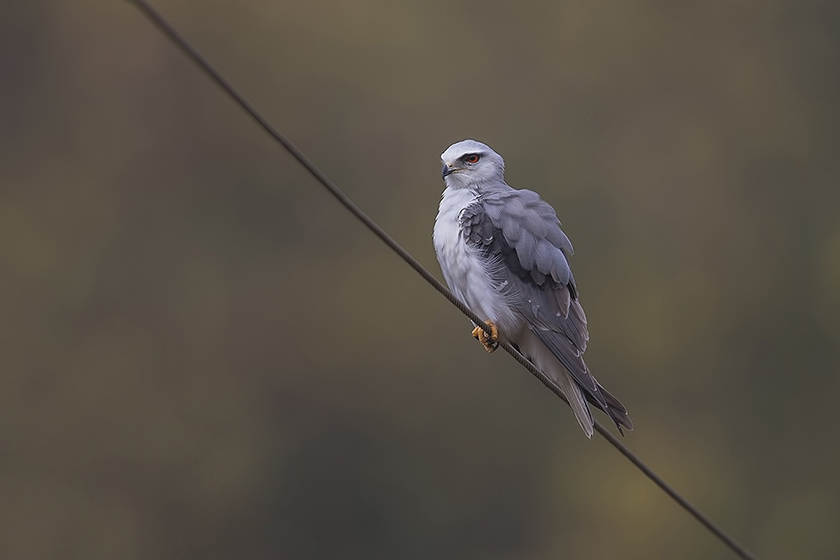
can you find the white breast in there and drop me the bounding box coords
[433,187,520,332]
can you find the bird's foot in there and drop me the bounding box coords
[472,320,499,353]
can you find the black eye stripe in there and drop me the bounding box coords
[461,153,482,163]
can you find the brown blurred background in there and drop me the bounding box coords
[2,1,840,558]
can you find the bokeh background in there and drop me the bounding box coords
[3,1,840,558]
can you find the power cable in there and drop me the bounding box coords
[128,2,759,558]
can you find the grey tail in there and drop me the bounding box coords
[585,383,633,434]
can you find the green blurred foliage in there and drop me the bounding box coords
[2,0,839,558]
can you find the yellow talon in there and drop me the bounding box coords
[472,320,499,353]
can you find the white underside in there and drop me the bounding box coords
[433,185,594,438]
[433,187,522,336]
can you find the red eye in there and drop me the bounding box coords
[465,154,480,163]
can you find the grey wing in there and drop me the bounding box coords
[462,189,631,431]
[463,190,587,342]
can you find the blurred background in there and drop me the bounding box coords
[2,1,840,558]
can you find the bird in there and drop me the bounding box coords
[433,139,632,437]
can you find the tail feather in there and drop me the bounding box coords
[518,333,595,438]
[517,329,632,437]
[585,383,633,433]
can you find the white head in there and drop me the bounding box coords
[440,139,505,189]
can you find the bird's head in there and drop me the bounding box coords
[440,139,505,189]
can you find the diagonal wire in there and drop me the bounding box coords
[128,2,759,559]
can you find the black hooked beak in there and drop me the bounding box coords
[441,163,454,178]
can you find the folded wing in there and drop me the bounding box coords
[460,189,632,432]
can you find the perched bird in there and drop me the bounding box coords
[433,139,632,437]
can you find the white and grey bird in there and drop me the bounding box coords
[433,139,632,437]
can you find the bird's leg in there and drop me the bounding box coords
[472,320,499,353]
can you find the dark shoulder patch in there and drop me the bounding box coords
[459,203,495,248]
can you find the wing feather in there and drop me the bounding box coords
[461,189,632,431]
